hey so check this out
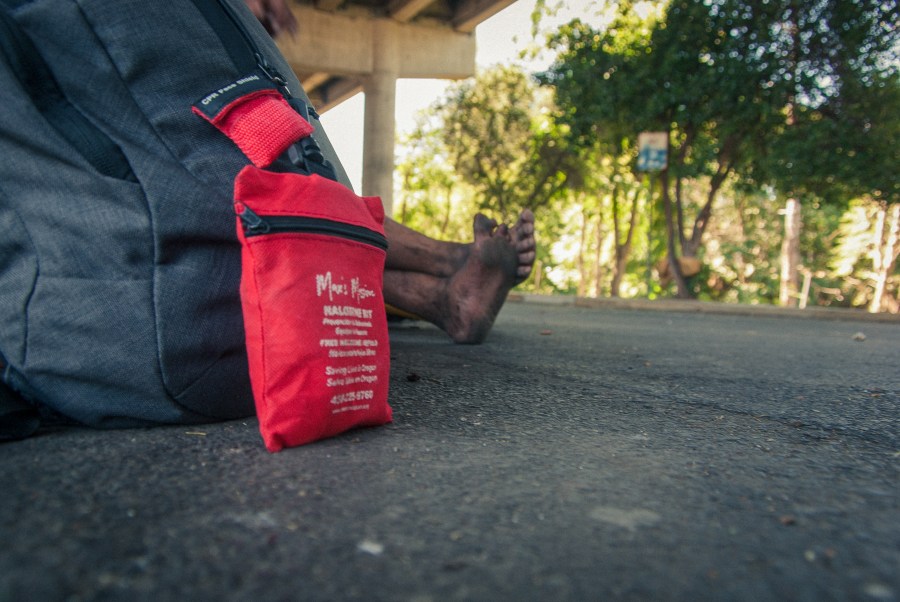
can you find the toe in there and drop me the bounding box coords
[513,211,535,243]
[516,237,536,252]
[473,213,497,240]
[516,209,535,229]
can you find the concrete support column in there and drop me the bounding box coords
[277,6,478,216]
[361,71,397,215]
[362,21,399,216]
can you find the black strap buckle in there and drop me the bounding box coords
[269,97,338,180]
[285,141,337,180]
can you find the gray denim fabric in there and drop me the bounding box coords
[0,0,345,426]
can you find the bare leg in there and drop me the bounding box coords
[383,211,536,344]
[383,220,468,278]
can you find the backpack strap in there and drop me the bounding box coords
[189,0,338,180]
[0,3,135,181]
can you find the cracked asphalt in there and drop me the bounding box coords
[1,299,897,601]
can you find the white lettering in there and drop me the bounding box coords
[351,278,376,302]
[200,76,262,106]
[328,349,376,358]
[323,305,373,319]
[325,364,377,376]
[322,318,373,328]
[335,328,369,336]
[316,272,347,301]
[332,404,370,414]
[330,390,375,405]
[326,375,378,388]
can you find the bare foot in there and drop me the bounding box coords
[442,213,525,344]
[382,210,537,344]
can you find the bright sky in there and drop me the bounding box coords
[318,0,554,192]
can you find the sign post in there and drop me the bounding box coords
[637,131,668,172]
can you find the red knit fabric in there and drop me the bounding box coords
[193,90,313,167]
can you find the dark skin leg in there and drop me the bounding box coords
[383,210,536,344]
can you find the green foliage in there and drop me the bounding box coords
[433,66,583,221]
[394,2,899,309]
[542,0,898,200]
[394,122,473,241]
[831,199,900,309]
[395,65,584,235]
[734,0,900,204]
[533,0,898,303]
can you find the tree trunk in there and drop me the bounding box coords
[685,162,730,258]
[675,175,686,252]
[594,198,605,297]
[610,183,622,297]
[870,203,900,313]
[611,187,640,297]
[533,259,543,290]
[661,167,691,298]
[779,197,802,307]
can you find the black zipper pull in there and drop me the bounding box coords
[237,204,270,234]
[200,0,292,96]
[255,53,290,96]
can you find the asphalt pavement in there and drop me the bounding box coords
[2,298,898,601]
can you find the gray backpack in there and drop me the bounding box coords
[0,0,340,434]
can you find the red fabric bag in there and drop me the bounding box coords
[234,166,392,451]
[194,75,392,450]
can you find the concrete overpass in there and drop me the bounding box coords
[275,0,516,212]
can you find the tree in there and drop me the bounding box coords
[435,66,584,221]
[540,0,899,301]
[395,122,469,240]
[394,66,589,291]
[833,198,900,312]
[541,3,763,297]
[732,0,900,306]
[740,0,899,202]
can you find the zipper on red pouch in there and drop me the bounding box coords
[238,204,388,251]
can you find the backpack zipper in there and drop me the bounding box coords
[238,204,388,251]
[198,0,337,179]
[213,0,291,95]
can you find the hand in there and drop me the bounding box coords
[243,0,298,38]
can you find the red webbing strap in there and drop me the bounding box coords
[193,88,314,167]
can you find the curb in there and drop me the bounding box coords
[506,293,900,324]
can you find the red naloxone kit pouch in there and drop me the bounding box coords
[234,165,392,451]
